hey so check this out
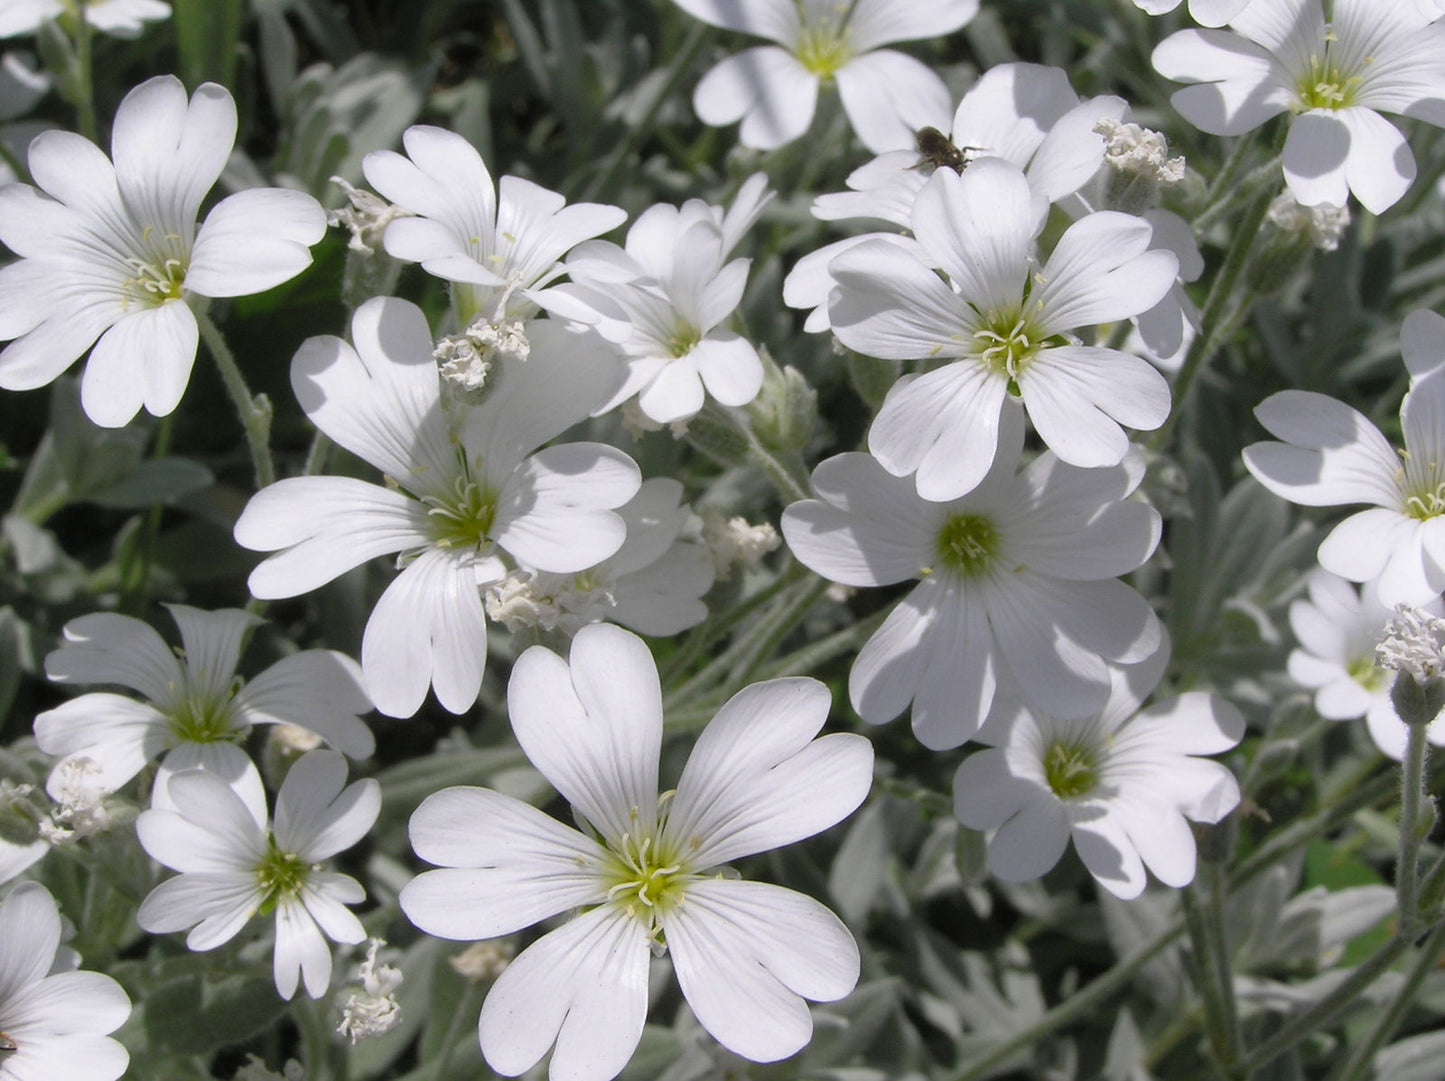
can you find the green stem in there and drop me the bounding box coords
[1332,923,1445,1081]
[296,996,334,1081]
[71,9,97,143]
[1396,718,1431,923]
[432,982,481,1081]
[1193,153,1281,236]
[662,572,824,713]
[119,414,173,614]
[196,306,276,489]
[1153,181,1277,450]
[1184,861,1246,1079]
[1238,925,1439,1075]
[660,560,807,686]
[303,429,333,477]
[726,575,830,686]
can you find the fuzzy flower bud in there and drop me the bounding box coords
[449,940,514,982]
[234,1056,304,1081]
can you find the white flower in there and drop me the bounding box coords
[1243,361,1445,608]
[1286,569,1445,759]
[0,0,169,38]
[484,478,714,638]
[781,408,1162,748]
[553,175,772,424]
[953,642,1244,899]
[0,835,44,886]
[1153,0,1445,213]
[362,125,625,328]
[0,882,130,1081]
[136,751,380,1000]
[34,604,374,804]
[1131,0,1248,26]
[233,296,640,718]
[0,75,327,426]
[788,63,1133,331]
[827,159,1175,501]
[400,624,872,1081]
[676,0,977,152]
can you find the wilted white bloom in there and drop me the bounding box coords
[675,0,977,152]
[362,125,625,329]
[827,159,1175,501]
[328,176,412,255]
[0,75,327,426]
[433,315,530,398]
[554,175,772,424]
[137,752,380,1000]
[1244,344,1445,607]
[782,409,1162,748]
[1154,0,1445,213]
[0,0,169,38]
[1266,192,1351,251]
[954,642,1244,898]
[401,624,872,1081]
[1094,117,1185,184]
[35,604,374,805]
[43,756,115,839]
[702,511,781,576]
[0,882,131,1081]
[234,297,639,718]
[337,939,404,1044]
[1377,604,1445,685]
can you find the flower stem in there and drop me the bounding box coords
[1152,179,1278,450]
[1333,923,1445,1081]
[71,9,98,143]
[1396,716,1432,924]
[1183,857,1246,1080]
[196,307,276,490]
[431,981,481,1081]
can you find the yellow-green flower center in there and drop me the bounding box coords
[1348,655,1387,692]
[1293,36,1363,111]
[935,513,999,578]
[1043,740,1099,799]
[667,322,701,358]
[255,838,310,915]
[167,684,241,745]
[422,460,498,549]
[122,252,187,309]
[1399,450,1445,521]
[598,812,701,940]
[795,17,853,77]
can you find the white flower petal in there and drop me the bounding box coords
[693,47,818,150]
[986,792,1071,882]
[692,331,763,408]
[44,611,181,701]
[494,444,638,573]
[275,751,379,861]
[273,897,333,1000]
[361,546,488,717]
[0,883,62,1003]
[110,76,233,230]
[1243,390,1401,507]
[188,188,326,297]
[667,879,859,1063]
[667,678,872,867]
[507,626,661,842]
[835,49,952,154]
[34,695,167,797]
[79,301,198,426]
[234,650,375,759]
[478,905,652,1081]
[404,787,606,939]
[1071,808,1148,898]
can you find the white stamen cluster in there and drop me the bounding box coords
[336,939,404,1044]
[702,513,780,576]
[483,570,615,636]
[434,317,531,398]
[1094,117,1185,184]
[328,177,413,255]
[40,757,115,842]
[1266,192,1351,252]
[1376,604,1445,685]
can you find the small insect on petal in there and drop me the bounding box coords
[0,1030,17,1052]
[911,127,985,175]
